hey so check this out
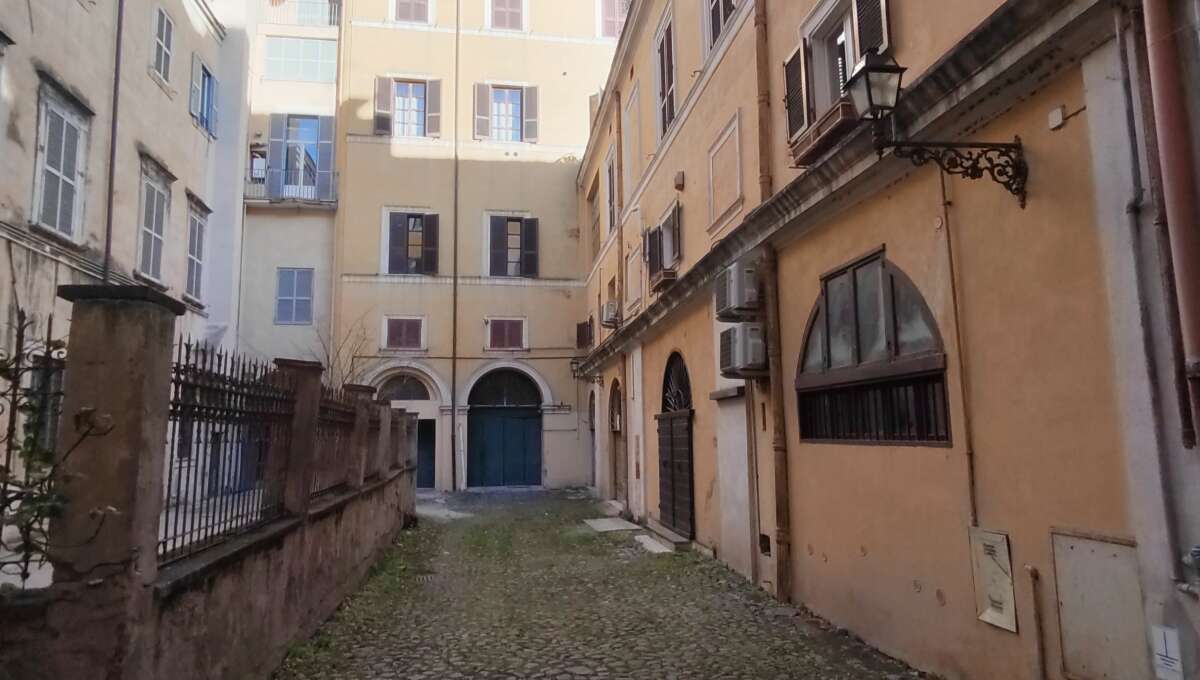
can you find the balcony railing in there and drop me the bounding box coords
[261,0,341,27]
[245,170,338,204]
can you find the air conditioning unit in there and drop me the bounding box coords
[719,323,767,378]
[714,260,760,321]
[600,300,620,328]
[649,267,677,292]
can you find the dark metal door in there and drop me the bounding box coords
[417,420,436,489]
[467,407,542,487]
[656,410,694,538]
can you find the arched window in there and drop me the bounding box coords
[378,373,430,401]
[468,368,542,407]
[661,353,693,413]
[796,250,950,444]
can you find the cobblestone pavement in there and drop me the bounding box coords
[274,491,918,680]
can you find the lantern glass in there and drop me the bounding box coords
[846,50,907,120]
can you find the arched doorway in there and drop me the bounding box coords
[610,379,627,504]
[656,353,694,538]
[467,368,543,487]
[587,390,597,487]
[379,373,437,489]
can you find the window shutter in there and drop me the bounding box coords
[210,76,220,137]
[474,83,491,139]
[317,115,335,200]
[422,213,439,274]
[388,212,408,274]
[374,76,394,135]
[510,320,524,349]
[266,114,287,199]
[669,203,682,266]
[521,218,538,278]
[853,0,890,56]
[489,216,507,276]
[784,42,809,138]
[523,86,539,143]
[576,321,590,349]
[648,227,663,278]
[189,53,202,118]
[489,320,504,349]
[426,79,442,137]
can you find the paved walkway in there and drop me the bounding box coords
[274,491,917,680]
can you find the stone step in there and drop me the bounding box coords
[635,533,674,554]
[645,516,691,550]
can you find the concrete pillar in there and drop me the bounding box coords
[343,384,376,489]
[389,408,406,469]
[49,285,183,680]
[272,359,324,515]
[406,413,419,469]
[374,402,391,478]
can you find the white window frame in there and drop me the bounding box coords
[596,0,629,39]
[485,0,528,32]
[484,316,528,351]
[653,6,677,142]
[603,146,617,235]
[389,0,436,24]
[621,82,641,204]
[152,7,174,83]
[392,79,429,138]
[264,37,337,83]
[196,60,218,136]
[136,162,171,282]
[274,267,315,326]
[185,204,206,302]
[800,0,857,120]
[489,84,524,143]
[658,201,680,268]
[382,315,428,351]
[32,88,89,241]
[380,206,433,274]
[702,0,743,52]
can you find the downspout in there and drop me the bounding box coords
[760,247,791,602]
[753,0,773,202]
[1143,0,1200,435]
[101,0,127,283]
[614,89,632,512]
[449,0,462,490]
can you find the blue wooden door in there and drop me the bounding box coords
[467,407,542,487]
[416,420,436,489]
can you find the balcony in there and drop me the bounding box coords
[261,0,341,27]
[245,170,338,206]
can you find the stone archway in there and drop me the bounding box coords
[466,369,543,487]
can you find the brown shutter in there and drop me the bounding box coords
[521,218,538,278]
[425,79,442,137]
[670,203,682,266]
[783,42,809,138]
[489,216,507,276]
[421,213,439,274]
[523,86,539,142]
[576,321,591,348]
[490,320,504,348]
[853,0,890,56]
[511,320,525,349]
[474,83,491,139]
[375,76,394,135]
[388,212,408,274]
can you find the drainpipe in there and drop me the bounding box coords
[449,0,462,490]
[101,0,127,283]
[614,90,632,512]
[1143,0,1200,434]
[753,0,773,202]
[760,247,791,602]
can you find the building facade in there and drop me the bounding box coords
[576,1,1200,679]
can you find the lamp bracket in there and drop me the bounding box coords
[875,125,1028,208]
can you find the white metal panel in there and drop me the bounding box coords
[969,528,1017,632]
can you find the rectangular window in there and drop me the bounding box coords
[489,216,538,278]
[386,211,439,275]
[264,37,337,83]
[153,8,174,81]
[600,0,628,38]
[605,152,618,234]
[707,0,738,47]
[33,90,89,239]
[385,317,424,349]
[190,55,218,136]
[284,115,319,198]
[275,268,314,325]
[186,206,206,300]
[491,86,523,142]
[137,165,170,281]
[394,0,429,22]
[655,18,676,137]
[393,81,426,137]
[491,0,523,30]
[488,318,525,350]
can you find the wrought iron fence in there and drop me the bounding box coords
[261,0,341,26]
[311,385,353,497]
[158,341,295,564]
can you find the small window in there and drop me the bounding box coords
[393,81,427,137]
[275,268,314,325]
[646,202,681,279]
[190,56,219,136]
[474,83,536,143]
[386,211,439,275]
[795,251,949,444]
[600,0,629,38]
[489,215,538,278]
[488,318,526,350]
[185,205,206,301]
[707,0,739,47]
[379,374,430,401]
[33,88,90,239]
[655,16,676,137]
[153,9,174,81]
[394,0,429,22]
[385,317,424,350]
[137,162,170,281]
[491,86,523,142]
[490,0,523,31]
[264,37,337,83]
[604,150,618,234]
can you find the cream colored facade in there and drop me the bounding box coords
[0,0,252,348]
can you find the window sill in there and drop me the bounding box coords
[381,347,427,353]
[148,68,175,99]
[794,353,946,391]
[273,320,314,327]
[182,293,205,310]
[132,270,170,293]
[789,99,858,168]
[27,222,85,252]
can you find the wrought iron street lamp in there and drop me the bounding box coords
[846,50,1029,208]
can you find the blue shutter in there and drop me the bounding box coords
[267,114,286,199]
[317,115,335,201]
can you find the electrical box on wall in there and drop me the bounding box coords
[969,528,1017,633]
